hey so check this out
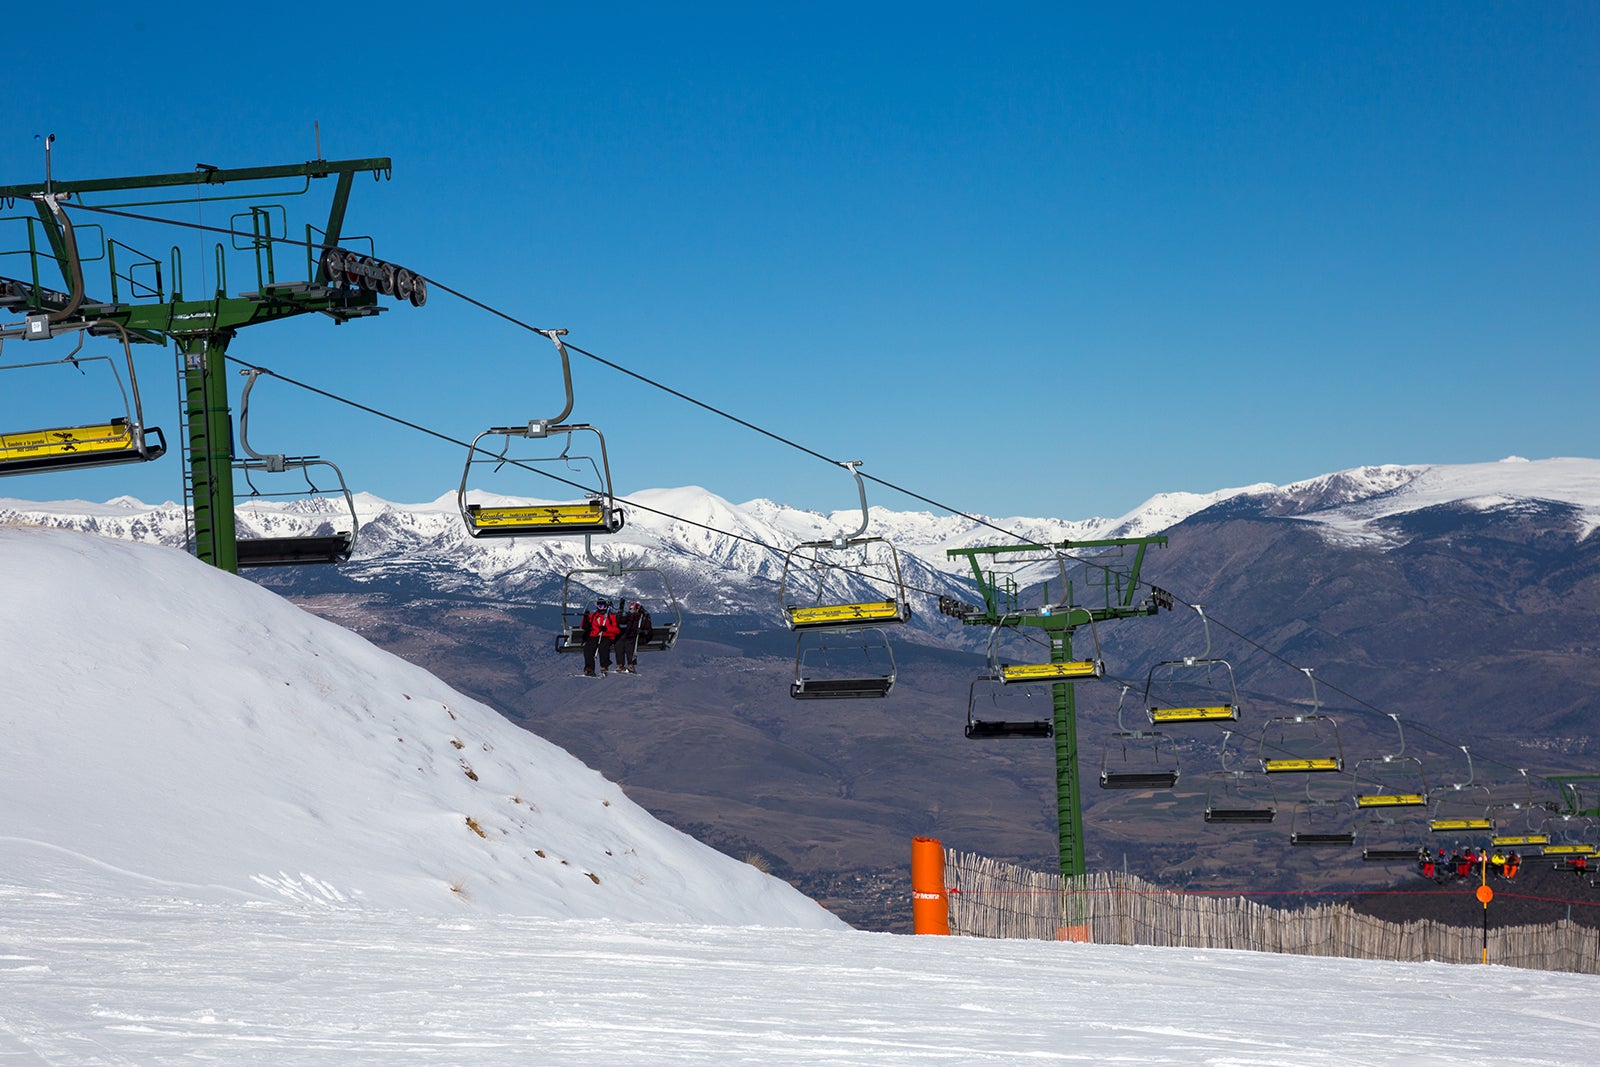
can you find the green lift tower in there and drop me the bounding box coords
[0,148,415,572]
[944,537,1169,885]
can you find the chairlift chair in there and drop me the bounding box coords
[1258,670,1344,773]
[457,329,625,539]
[777,462,910,632]
[1143,607,1241,726]
[555,536,682,655]
[1351,714,1429,808]
[1203,732,1277,823]
[232,368,359,568]
[790,627,896,700]
[0,199,167,477]
[1289,781,1357,847]
[1543,815,1600,859]
[965,672,1052,740]
[1489,792,1550,852]
[1360,814,1431,863]
[0,318,166,476]
[1205,773,1278,824]
[1099,686,1179,790]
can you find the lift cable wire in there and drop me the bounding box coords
[63,201,1563,794]
[222,357,962,608]
[61,200,1059,551]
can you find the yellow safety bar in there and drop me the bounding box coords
[999,660,1104,684]
[1430,818,1493,832]
[1262,757,1343,773]
[788,600,905,629]
[1150,705,1239,724]
[1355,793,1428,808]
[1544,844,1597,856]
[0,420,135,462]
[467,502,609,531]
[1491,834,1548,847]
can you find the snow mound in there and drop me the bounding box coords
[0,526,841,929]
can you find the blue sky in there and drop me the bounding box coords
[2,4,1594,521]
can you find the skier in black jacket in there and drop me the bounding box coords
[617,602,653,673]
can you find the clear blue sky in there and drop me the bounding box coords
[3,4,1595,521]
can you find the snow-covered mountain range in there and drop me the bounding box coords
[3,455,1595,622]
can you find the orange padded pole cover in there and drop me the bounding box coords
[911,836,951,935]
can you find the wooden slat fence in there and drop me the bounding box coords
[943,849,1600,974]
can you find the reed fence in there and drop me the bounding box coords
[943,849,1600,974]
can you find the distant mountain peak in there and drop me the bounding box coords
[5,457,1597,612]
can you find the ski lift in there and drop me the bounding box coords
[1543,815,1600,859]
[777,462,910,632]
[1359,812,1430,863]
[1352,715,1429,809]
[0,317,166,476]
[1428,747,1495,836]
[458,329,624,539]
[965,672,1052,740]
[1489,773,1549,850]
[1204,731,1278,824]
[554,535,682,655]
[1289,780,1356,847]
[1484,783,1548,851]
[1258,670,1344,773]
[1143,606,1241,726]
[1100,685,1179,789]
[790,627,896,699]
[231,368,359,568]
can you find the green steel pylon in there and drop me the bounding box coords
[944,537,1168,883]
[1,156,404,571]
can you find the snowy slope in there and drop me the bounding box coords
[0,525,840,929]
[2,880,1596,1063]
[2,503,1599,1063]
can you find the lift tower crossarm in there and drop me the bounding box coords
[0,158,392,201]
[946,537,1167,629]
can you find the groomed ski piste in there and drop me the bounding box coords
[1,526,1593,1064]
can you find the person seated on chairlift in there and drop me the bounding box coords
[1502,851,1520,879]
[580,599,620,677]
[1419,852,1436,880]
[617,601,653,673]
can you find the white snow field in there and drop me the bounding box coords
[1,526,1595,1064]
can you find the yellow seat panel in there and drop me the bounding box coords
[1430,818,1493,832]
[1491,834,1548,847]
[468,502,607,530]
[0,421,134,461]
[1355,793,1427,808]
[788,600,903,629]
[1149,705,1238,724]
[1262,757,1342,773]
[1544,844,1597,856]
[1000,660,1104,683]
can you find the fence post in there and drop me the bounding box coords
[912,837,951,935]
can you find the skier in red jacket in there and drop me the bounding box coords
[581,599,620,676]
